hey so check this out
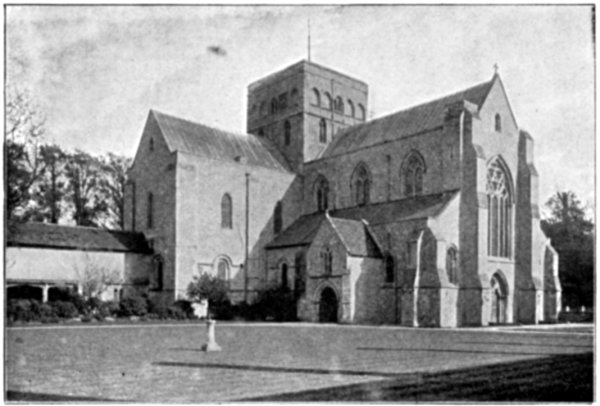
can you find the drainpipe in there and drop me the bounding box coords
[244,172,250,303]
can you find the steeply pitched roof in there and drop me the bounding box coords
[150,110,290,172]
[267,190,458,250]
[328,216,382,257]
[6,222,152,254]
[322,77,495,158]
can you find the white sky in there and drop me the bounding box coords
[5,5,595,215]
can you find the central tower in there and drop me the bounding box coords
[246,60,368,172]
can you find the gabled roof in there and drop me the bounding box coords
[266,190,458,250]
[321,77,495,158]
[150,110,290,172]
[327,216,382,258]
[6,222,152,254]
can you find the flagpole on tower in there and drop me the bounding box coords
[308,18,311,62]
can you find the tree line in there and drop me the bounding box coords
[6,89,131,229]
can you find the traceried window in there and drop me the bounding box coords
[221,193,232,229]
[311,88,321,106]
[347,100,355,118]
[334,96,344,114]
[384,254,395,283]
[446,247,458,284]
[487,159,512,258]
[403,152,426,197]
[274,201,283,234]
[315,176,329,212]
[284,120,291,146]
[495,114,502,132]
[352,163,370,206]
[147,192,154,229]
[319,119,327,143]
[321,247,333,275]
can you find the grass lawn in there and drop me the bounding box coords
[5,322,594,402]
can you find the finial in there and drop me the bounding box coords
[493,63,499,75]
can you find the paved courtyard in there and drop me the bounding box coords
[5,322,594,402]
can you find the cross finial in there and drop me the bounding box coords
[493,63,499,75]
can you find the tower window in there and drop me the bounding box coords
[221,193,232,229]
[358,104,366,120]
[260,102,266,117]
[315,176,329,212]
[334,96,344,114]
[319,119,327,143]
[495,114,502,132]
[284,120,291,146]
[311,88,320,106]
[278,93,288,110]
[324,92,332,110]
[446,247,459,284]
[270,98,278,114]
[347,100,355,118]
[147,192,154,229]
[291,88,299,107]
[149,138,154,152]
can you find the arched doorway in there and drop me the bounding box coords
[318,287,338,323]
[490,272,508,324]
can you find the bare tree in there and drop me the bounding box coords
[75,253,124,300]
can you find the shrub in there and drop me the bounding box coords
[48,289,86,314]
[7,299,36,322]
[51,301,79,319]
[172,300,195,319]
[98,301,120,318]
[167,306,187,320]
[118,296,148,317]
[254,286,297,321]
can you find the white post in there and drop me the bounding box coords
[201,319,221,352]
[42,285,49,303]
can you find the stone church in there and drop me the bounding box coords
[123,59,561,327]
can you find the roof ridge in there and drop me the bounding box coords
[151,109,256,140]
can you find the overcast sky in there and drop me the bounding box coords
[6,5,595,216]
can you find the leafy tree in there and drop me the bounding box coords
[100,153,131,230]
[5,88,47,221]
[64,150,109,227]
[541,191,594,308]
[30,144,68,223]
[187,273,228,305]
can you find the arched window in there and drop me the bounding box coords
[274,201,282,234]
[290,88,299,107]
[334,96,344,114]
[446,247,458,284]
[495,113,502,132]
[147,192,154,229]
[324,92,332,110]
[321,247,333,275]
[319,119,327,143]
[315,176,329,212]
[221,193,232,229]
[347,100,355,117]
[311,88,321,106]
[385,254,395,283]
[402,152,426,197]
[352,163,371,206]
[260,102,266,117]
[487,159,513,258]
[270,98,278,114]
[358,104,366,120]
[281,263,288,289]
[284,120,291,146]
[149,138,154,152]
[217,258,229,280]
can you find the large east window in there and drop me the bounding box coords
[487,159,512,258]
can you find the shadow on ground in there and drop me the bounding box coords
[241,352,594,402]
[6,390,118,402]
